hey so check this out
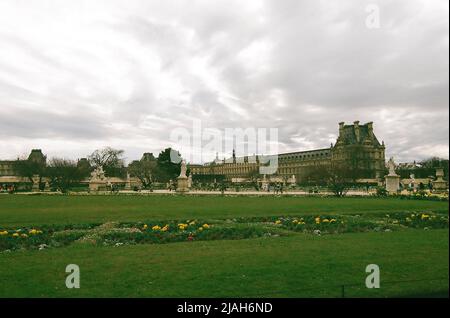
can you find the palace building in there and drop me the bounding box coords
[190,121,386,183]
[0,149,46,177]
[0,121,387,187]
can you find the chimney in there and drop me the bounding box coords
[354,120,360,142]
[338,122,344,136]
[367,121,373,137]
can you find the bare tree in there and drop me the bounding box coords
[46,158,89,192]
[128,160,158,189]
[326,161,357,197]
[13,156,46,187]
[88,147,125,177]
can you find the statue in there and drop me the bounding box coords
[179,160,187,178]
[90,166,106,181]
[261,174,269,191]
[89,166,107,191]
[385,157,400,193]
[432,168,448,192]
[387,157,396,176]
[32,174,40,192]
[187,173,192,188]
[290,174,296,184]
[125,172,131,190]
[176,160,189,193]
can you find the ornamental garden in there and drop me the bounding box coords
[0,194,448,297]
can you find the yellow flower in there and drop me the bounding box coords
[198,227,204,231]
[189,221,196,226]
[275,220,282,225]
[315,217,321,224]
[330,219,336,223]
[178,224,186,230]
[292,219,298,224]
[322,219,330,223]
[152,225,161,231]
[143,224,148,230]
[202,223,210,229]
[421,214,430,220]
[21,234,28,238]
[12,233,19,237]
[161,225,169,232]
[0,230,8,236]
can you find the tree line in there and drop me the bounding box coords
[13,147,183,192]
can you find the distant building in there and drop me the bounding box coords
[0,159,16,177]
[141,152,156,162]
[0,122,388,186]
[0,149,46,177]
[190,121,386,183]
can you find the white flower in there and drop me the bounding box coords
[38,244,48,250]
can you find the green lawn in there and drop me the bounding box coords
[0,194,448,298]
[0,229,447,297]
[0,194,447,226]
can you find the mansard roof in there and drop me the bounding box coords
[338,122,382,146]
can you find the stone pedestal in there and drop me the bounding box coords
[432,168,447,192]
[176,176,189,193]
[385,175,400,194]
[32,175,40,192]
[89,181,107,192]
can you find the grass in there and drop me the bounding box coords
[0,194,448,298]
[0,194,447,226]
[0,229,447,297]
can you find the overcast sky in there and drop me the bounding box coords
[0,0,448,164]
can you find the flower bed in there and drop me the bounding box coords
[1,212,448,252]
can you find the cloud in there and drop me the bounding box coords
[0,0,448,163]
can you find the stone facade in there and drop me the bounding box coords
[0,149,46,181]
[190,121,386,183]
[0,160,16,177]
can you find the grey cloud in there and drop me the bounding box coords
[0,0,448,162]
[0,107,109,139]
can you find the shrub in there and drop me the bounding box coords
[376,187,388,197]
